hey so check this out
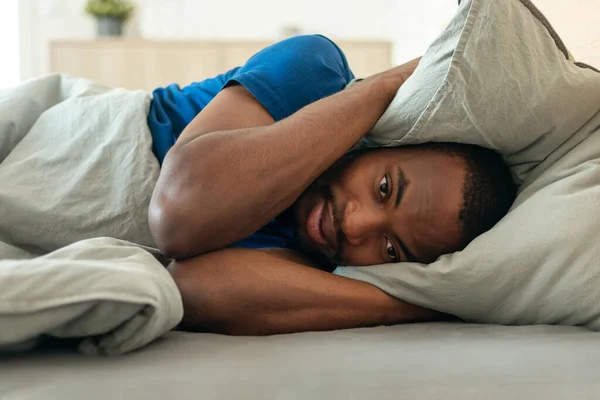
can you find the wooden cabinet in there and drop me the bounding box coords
[50,39,392,92]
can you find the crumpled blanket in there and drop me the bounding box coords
[0,75,183,355]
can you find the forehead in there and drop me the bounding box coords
[408,183,465,262]
[404,149,467,261]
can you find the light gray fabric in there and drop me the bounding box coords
[1,323,599,399]
[0,74,159,256]
[363,0,600,186]
[0,75,182,354]
[335,0,600,330]
[0,238,182,356]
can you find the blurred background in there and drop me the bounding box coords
[0,0,599,91]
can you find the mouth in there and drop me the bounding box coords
[306,199,328,248]
[305,196,338,257]
[321,200,339,254]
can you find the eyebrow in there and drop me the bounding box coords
[393,165,417,262]
[394,165,409,209]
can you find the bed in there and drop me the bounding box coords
[2,323,600,399]
[2,0,600,397]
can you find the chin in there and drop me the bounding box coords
[308,251,339,272]
[292,181,340,268]
[294,229,338,271]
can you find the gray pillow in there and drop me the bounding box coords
[360,0,600,186]
[335,0,600,329]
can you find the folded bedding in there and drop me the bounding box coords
[0,238,182,355]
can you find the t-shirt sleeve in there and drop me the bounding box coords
[227,35,355,121]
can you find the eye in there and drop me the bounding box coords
[379,175,390,200]
[385,237,399,262]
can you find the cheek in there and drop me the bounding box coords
[334,171,375,206]
[339,240,382,266]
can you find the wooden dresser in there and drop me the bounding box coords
[50,39,392,92]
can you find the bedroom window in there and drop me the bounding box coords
[0,0,20,89]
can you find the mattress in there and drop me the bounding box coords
[1,322,599,399]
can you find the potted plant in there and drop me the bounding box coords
[85,0,134,37]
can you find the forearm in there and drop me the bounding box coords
[168,248,446,335]
[150,78,396,259]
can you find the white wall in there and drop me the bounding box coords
[19,0,457,80]
[18,0,600,81]
[0,0,19,89]
[534,0,600,68]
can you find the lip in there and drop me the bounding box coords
[321,200,339,254]
[306,199,327,247]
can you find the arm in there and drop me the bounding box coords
[168,247,448,335]
[150,61,420,259]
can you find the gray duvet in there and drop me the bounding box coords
[0,75,182,355]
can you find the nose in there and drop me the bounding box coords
[341,199,384,247]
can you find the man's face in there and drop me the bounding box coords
[293,146,466,266]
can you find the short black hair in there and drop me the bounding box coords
[426,143,517,247]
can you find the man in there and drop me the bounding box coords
[147,35,515,335]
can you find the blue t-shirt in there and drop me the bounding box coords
[147,34,354,251]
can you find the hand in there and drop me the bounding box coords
[376,57,422,94]
[355,57,423,100]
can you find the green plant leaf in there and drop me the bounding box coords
[85,0,134,20]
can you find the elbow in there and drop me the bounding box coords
[148,194,186,259]
[148,148,204,259]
